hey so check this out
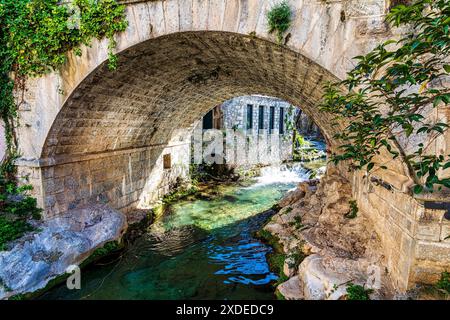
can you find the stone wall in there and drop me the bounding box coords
[17,132,191,218]
[353,171,450,291]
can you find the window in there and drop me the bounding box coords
[269,106,275,134]
[246,104,253,130]
[258,105,265,131]
[202,110,213,130]
[279,107,285,134]
[163,154,171,169]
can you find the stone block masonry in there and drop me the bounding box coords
[354,171,450,292]
[18,138,190,219]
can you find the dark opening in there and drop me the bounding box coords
[269,106,275,134]
[279,107,285,134]
[246,104,253,130]
[258,106,264,132]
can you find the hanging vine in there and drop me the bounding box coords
[0,0,127,249]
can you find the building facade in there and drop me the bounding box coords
[197,95,296,167]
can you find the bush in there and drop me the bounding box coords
[436,271,450,294]
[0,216,34,251]
[0,182,42,251]
[267,1,292,43]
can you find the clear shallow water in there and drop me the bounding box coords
[40,164,313,300]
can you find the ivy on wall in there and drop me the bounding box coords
[320,0,450,194]
[0,0,127,249]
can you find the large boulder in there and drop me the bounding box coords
[267,164,396,299]
[0,204,127,299]
[298,254,371,300]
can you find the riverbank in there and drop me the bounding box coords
[261,165,398,300]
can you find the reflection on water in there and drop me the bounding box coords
[41,162,320,300]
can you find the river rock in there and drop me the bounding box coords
[264,164,396,299]
[0,204,127,299]
[277,276,303,300]
[278,188,305,207]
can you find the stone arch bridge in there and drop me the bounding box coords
[11,0,450,291]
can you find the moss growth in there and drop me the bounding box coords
[271,203,282,212]
[286,251,306,270]
[81,240,123,267]
[268,252,286,275]
[275,289,286,300]
[8,293,25,300]
[345,283,373,300]
[162,186,198,205]
[436,271,450,294]
[288,216,304,230]
[256,228,288,288]
[256,229,283,253]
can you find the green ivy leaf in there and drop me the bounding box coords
[413,185,423,194]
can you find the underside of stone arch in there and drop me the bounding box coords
[33,31,348,217]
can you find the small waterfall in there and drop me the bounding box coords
[252,163,311,187]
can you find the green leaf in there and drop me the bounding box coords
[413,185,423,194]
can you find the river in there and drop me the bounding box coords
[40,161,323,300]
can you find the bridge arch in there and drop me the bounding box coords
[18,0,414,212]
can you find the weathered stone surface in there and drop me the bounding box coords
[277,276,303,300]
[0,204,127,299]
[279,188,306,208]
[298,254,375,300]
[269,165,396,299]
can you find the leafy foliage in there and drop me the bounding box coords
[344,200,358,219]
[320,0,450,194]
[0,216,34,251]
[0,0,127,250]
[0,0,127,77]
[346,283,373,300]
[436,271,450,294]
[267,1,292,44]
[0,181,42,251]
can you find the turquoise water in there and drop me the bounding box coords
[40,165,313,300]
